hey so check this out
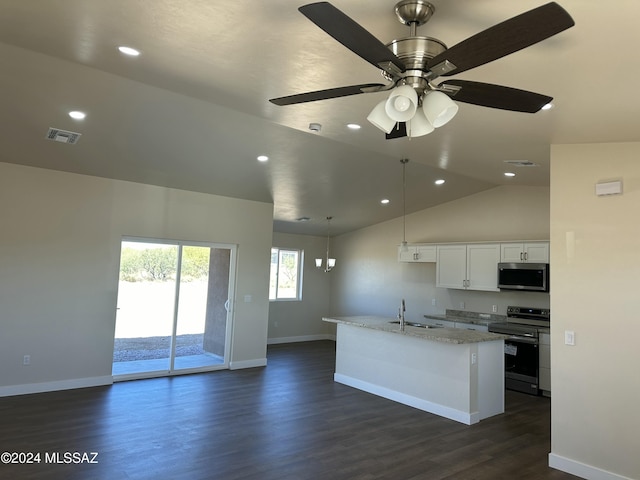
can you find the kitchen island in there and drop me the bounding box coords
[322,316,506,425]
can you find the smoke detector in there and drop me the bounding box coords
[46,128,82,145]
[504,160,538,167]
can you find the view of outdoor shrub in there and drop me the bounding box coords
[119,246,210,282]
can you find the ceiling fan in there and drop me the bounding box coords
[269,1,574,139]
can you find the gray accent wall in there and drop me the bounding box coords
[0,162,273,396]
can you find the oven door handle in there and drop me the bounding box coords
[505,335,538,344]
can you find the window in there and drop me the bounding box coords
[269,248,303,300]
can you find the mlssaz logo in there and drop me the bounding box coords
[45,452,99,464]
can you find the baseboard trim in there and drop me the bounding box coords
[0,375,113,398]
[334,373,477,425]
[267,334,336,345]
[229,358,267,370]
[549,453,635,480]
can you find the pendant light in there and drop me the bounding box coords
[316,216,336,272]
[400,159,409,252]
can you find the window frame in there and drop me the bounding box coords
[269,247,304,301]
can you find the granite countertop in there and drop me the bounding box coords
[423,309,507,326]
[322,315,507,345]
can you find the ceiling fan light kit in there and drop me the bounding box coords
[270,1,574,139]
[407,108,434,137]
[422,91,459,128]
[367,100,397,133]
[385,84,418,121]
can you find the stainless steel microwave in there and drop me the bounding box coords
[498,263,549,292]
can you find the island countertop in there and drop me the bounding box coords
[322,315,507,345]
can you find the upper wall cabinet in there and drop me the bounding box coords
[500,242,549,263]
[398,244,436,263]
[436,244,500,291]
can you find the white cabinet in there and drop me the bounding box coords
[436,244,500,291]
[500,242,549,263]
[539,332,551,394]
[435,244,467,288]
[398,244,436,263]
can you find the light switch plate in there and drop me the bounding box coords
[564,330,575,346]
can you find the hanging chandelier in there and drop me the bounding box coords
[316,216,336,272]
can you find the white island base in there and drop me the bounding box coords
[330,320,505,425]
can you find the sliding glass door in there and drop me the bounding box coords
[112,239,235,379]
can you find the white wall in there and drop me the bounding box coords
[268,232,333,342]
[0,162,273,396]
[549,143,640,480]
[330,186,551,323]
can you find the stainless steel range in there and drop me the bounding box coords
[488,306,550,396]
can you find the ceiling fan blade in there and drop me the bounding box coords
[269,83,386,106]
[427,2,574,77]
[441,80,552,113]
[385,122,407,140]
[299,2,405,75]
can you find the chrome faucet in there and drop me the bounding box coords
[398,298,406,331]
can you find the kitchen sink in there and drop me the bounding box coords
[388,321,441,329]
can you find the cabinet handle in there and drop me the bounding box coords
[520,252,523,261]
[524,252,528,261]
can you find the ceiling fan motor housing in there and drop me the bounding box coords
[386,36,447,94]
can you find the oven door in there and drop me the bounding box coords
[504,334,539,395]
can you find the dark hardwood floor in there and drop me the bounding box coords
[0,341,578,480]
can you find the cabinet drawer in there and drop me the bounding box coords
[424,319,456,329]
[457,323,488,332]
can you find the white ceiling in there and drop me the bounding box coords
[1,1,639,236]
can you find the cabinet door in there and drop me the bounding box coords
[415,245,436,262]
[398,246,417,262]
[501,242,550,263]
[524,243,549,263]
[466,244,500,291]
[436,245,467,289]
[500,243,525,262]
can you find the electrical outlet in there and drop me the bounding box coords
[431,298,436,306]
[471,353,477,365]
[459,301,465,309]
[492,305,498,313]
[23,355,31,366]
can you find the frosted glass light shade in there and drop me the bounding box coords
[328,258,336,268]
[315,258,322,268]
[367,100,396,133]
[407,109,434,137]
[423,91,458,127]
[385,85,418,122]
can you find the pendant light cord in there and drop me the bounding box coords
[400,159,409,246]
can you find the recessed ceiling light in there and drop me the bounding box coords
[504,172,516,177]
[257,155,269,162]
[380,198,390,204]
[347,123,361,130]
[434,179,445,185]
[118,46,140,56]
[541,103,553,111]
[297,216,311,222]
[68,110,86,120]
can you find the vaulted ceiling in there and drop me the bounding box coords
[1,1,638,235]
